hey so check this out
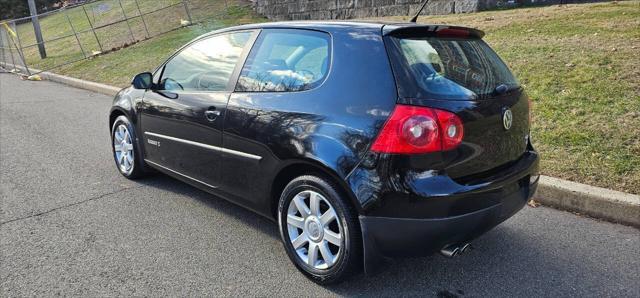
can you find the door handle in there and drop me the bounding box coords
[205,109,221,121]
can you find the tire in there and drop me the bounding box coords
[111,115,146,179]
[278,175,362,284]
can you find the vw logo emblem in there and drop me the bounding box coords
[309,222,320,238]
[502,108,513,130]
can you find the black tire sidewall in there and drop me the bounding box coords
[278,175,359,283]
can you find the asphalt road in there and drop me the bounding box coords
[1,73,639,297]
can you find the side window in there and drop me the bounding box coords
[159,31,252,92]
[235,29,330,92]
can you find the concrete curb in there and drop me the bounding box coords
[38,72,122,96]
[2,65,121,96]
[533,176,639,228]
[6,68,639,228]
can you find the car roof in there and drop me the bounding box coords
[203,20,484,38]
[226,20,387,30]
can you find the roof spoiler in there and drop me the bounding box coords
[383,25,485,39]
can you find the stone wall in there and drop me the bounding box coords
[252,0,597,20]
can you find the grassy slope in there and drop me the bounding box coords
[379,1,640,193]
[54,2,265,86]
[53,1,639,194]
[12,0,249,71]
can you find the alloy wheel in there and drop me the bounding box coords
[113,124,134,174]
[286,190,344,270]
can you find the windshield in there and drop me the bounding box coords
[388,36,519,99]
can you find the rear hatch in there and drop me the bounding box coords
[383,25,530,180]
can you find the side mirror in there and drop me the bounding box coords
[132,72,153,89]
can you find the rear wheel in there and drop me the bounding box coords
[111,115,146,179]
[278,175,362,284]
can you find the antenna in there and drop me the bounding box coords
[410,0,431,23]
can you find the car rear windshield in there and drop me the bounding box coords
[387,36,519,100]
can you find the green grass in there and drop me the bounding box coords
[379,1,640,194]
[10,1,639,194]
[5,0,249,71]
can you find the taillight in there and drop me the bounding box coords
[435,108,464,150]
[370,105,464,154]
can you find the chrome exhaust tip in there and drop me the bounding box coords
[440,243,471,258]
[460,243,471,254]
[440,245,460,258]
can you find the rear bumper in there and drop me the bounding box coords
[360,177,537,271]
[352,150,539,274]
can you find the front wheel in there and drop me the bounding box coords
[111,115,146,179]
[278,175,362,284]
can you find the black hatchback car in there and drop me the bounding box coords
[110,21,539,284]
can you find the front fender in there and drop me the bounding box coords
[109,86,140,125]
[109,86,147,165]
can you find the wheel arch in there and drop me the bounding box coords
[109,106,147,171]
[109,107,129,130]
[269,159,362,219]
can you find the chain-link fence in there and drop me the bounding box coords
[0,0,237,76]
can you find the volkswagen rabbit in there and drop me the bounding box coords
[109,21,539,284]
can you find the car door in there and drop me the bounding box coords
[221,29,333,210]
[140,30,257,188]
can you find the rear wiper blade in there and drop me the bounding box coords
[494,83,518,94]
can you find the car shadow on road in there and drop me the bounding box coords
[132,174,592,296]
[133,174,280,238]
[326,223,593,297]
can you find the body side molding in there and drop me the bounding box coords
[144,131,262,161]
